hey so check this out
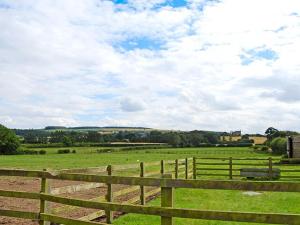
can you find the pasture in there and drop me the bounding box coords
[0,146,257,170]
[1,146,300,225]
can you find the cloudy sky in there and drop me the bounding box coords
[1,0,300,133]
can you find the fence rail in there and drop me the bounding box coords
[1,168,300,225]
[195,157,300,179]
[2,156,300,225]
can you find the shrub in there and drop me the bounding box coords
[72,150,76,154]
[270,137,287,155]
[0,124,20,155]
[21,149,38,155]
[261,146,269,151]
[39,150,47,155]
[57,149,71,154]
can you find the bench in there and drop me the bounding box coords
[240,168,280,179]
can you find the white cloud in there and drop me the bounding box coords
[0,0,300,133]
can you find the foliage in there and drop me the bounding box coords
[270,137,287,155]
[62,135,73,147]
[0,124,20,154]
[57,149,71,154]
[39,150,47,155]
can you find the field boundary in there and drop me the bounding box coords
[195,157,300,179]
[1,167,300,225]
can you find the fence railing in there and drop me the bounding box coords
[1,168,300,225]
[50,158,193,221]
[194,157,300,179]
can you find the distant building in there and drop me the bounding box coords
[220,130,242,142]
[231,130,242,136]
[249,136,267,145]
[220,130,267,145]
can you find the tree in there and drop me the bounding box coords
[62,136,73,147]
[265,127,279,140]
[270,137,287,155]
[0,124,20,154]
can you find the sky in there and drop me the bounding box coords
[0,0,300,133]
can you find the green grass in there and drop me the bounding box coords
[114,188,300,225]
[1,145,300,225]
[0,147,260,170]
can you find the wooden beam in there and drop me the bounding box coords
[2,169,300,192]
[40,194,300,225]
[0,209,39,220]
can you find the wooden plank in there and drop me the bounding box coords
[193,157,196,179]
[196,157,269,161]
[0,189,40,199]
[195,163,230,165]
[79,187,161,221]
[229,157,233,180]
[51,183,105,195]
[161,160,164,174]
[0,209,39,220]
[105,165,113,224]
[197,173,228,176]
[196,168,238,171]
[39,169,50,225]
[140,162,145,205]
[175,160,178,179]
[161,174,173,225]
[79,211,105,222]
[40,213,106,225]
[40,194,300,225]
[2,169,300,192]
[185,158,188,180]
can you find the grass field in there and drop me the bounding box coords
[0,146,261,170]
[1,146,300,225]
[115,188,300,225]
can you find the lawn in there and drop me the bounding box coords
[0,147,261,170]
[114,188,300,225]
[1,146,300,225]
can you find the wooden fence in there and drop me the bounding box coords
[1,168,300,225]
[195,157,300,179]
[50,158,193,221]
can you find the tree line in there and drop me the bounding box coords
[15,129,225,147]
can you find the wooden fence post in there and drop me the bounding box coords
[175,159,179,179]
[39,169,50,225]
[229,157,233,180]
[106,165,113,223]
[161,160,165,175]
[161,174,173,225]
[140,162,145,205]
[193,157,196,179]
[268,157,273,180]
[185,158,188,179]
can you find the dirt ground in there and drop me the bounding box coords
[0,177,160,225]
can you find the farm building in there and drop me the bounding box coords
[287,135,300,158]
[249,136,267,145]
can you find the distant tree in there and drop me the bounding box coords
[270,137,287,155]
[265,127,280,140]
[50,130,66,143]
[0,124,20,154]
[166,133,181,147]
[62,136,73,147]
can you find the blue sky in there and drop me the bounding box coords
[1,0,300,132]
